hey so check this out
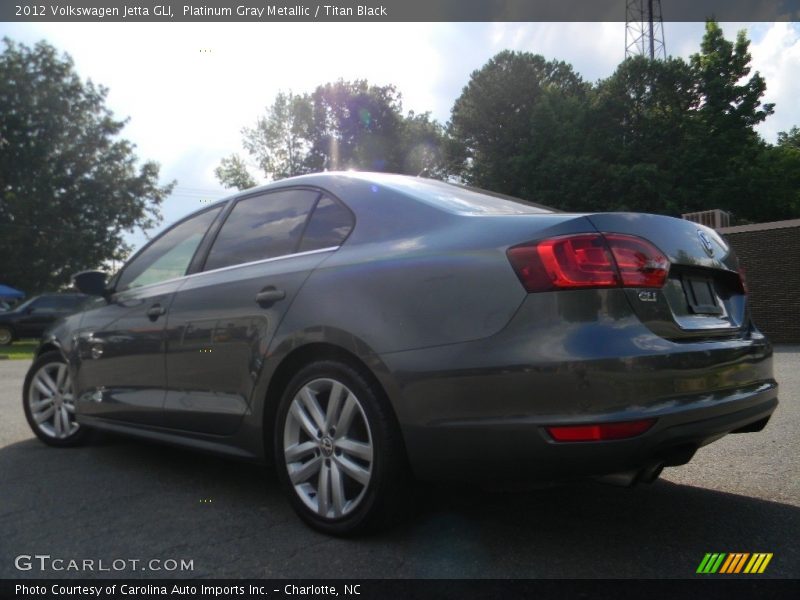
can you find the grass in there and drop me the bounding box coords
[0,340,38,360]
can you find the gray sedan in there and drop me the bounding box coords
[22,172,777,535]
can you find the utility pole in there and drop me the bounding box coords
[625,0,666,60]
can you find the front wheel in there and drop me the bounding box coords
[23,351,89,446]
[0,326,13,346]
[274,360,409,535]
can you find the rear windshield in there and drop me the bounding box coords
[385,177,554,215]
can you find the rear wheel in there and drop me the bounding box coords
[0,326,13,346]
[274,360,408,535]
[23,351,88,446]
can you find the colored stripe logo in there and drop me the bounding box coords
[697,553,773,574]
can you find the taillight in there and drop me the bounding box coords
[507,233,669,292]
[545,418,656,442]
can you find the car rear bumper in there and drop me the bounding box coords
[400,384,777,482]
[379,291,778,483]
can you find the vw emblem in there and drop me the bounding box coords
[697,230,714,257]
[320,436,334,457]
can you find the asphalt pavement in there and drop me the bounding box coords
[1,348,798,579]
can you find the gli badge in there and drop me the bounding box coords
[698,230,715,257]
[638,290,658,302]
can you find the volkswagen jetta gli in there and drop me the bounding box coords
[23,172,778,534]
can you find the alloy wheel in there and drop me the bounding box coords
[283,378,374,519]
[27,361,79,439]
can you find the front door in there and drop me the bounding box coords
[74,205,223,426]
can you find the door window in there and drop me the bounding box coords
[117,206,222,291]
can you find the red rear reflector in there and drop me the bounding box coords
[507,233,669,292]
[738,266,748,294]
[546,418,656,442]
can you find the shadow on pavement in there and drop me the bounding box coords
[1,434,797,579]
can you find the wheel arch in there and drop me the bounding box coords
[36,341,61,358]
[260,339,405,464]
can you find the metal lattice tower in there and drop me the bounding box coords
[625,0,666,60]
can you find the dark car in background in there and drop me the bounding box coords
[22,172,778,535]
[0,293,90,345]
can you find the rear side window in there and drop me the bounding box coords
[204,189,318,271]
[299,195,354,252]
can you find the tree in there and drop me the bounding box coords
[446,24,798,222]
[304,79,405,173]
[761,126,800,221]
[0,38,173,294]
[447,50,587,196]
[583,55,701,214]
[777,126,800,150]
[214,153,257,190]
[398,110,448,178]
[246,91,312,181]
[686,21,776,221]
[218,80,448,185]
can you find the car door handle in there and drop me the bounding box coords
[146,304,166,321]
[255,288,285,306]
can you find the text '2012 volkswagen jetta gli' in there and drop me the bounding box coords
[24,172,778,534]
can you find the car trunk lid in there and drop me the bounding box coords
[586,213,748,341]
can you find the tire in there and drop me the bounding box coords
[0,326,13,346]
[274,360,409,535]
[23,351,89,447]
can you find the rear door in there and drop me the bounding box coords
[163,189,354,434]
[74,205,223,425]
[586,213,748,340]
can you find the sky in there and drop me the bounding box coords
[1,20,799,252]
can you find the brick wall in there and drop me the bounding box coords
[722,223,800,344]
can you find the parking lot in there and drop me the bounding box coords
[1,348,798,579]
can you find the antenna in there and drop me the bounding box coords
[625,0,666,60]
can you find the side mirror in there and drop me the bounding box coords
[72,270,109,297]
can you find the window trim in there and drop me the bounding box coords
[113,201,226,294]
[110,246,340,296]
[194,185,355,274]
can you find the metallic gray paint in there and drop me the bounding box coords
[34,172,777,482]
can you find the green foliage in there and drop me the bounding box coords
[0,340,37,360]
[220,80,448,185]
[305,80,404,173]
[218,22,798,224]
[246,91,313,180]
[214,153,257,190]
[777,126,800,149]
[448,50,587,195]
[0,38,173,294]
[446,23,798,224]
[398,111,448,178]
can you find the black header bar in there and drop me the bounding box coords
[2,0,799,23]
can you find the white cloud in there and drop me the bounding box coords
[747,22,800,142]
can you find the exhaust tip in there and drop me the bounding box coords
[595,462,665,487]
[637,462,664,484]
